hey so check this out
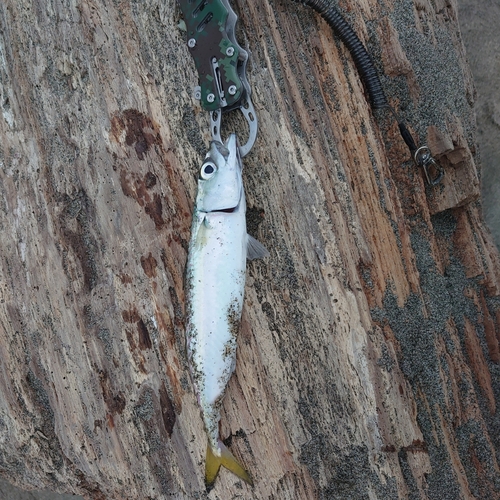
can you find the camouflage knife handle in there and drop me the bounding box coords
[178,0,257,156]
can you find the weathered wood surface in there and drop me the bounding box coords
[0,0,499,498]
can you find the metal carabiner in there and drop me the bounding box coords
[413,146,445,186]
[209,98,258,158]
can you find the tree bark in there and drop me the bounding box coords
[0,0,499,498]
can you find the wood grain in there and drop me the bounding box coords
[0,0,499,498]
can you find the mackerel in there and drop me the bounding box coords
[185,134,267,488]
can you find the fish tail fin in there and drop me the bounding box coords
[205,439,253,489]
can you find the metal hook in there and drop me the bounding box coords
[413,146,445,186]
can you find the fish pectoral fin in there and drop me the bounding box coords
[247,234,269,260]
[205,440,253,489]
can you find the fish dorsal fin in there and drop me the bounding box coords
[247,234,269,260]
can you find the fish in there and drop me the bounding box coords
[185,134,267,489]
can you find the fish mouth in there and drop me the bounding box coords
[200,202,239,215]
[207,205,237,214]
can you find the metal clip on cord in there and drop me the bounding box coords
[413,146,445,186]
[398,119,444,185]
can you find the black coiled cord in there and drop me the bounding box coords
[293,0,444,184]
[300,0,388,109]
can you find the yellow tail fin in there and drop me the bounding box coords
[205,440,253,489]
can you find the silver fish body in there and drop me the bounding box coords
[185,134,265,487]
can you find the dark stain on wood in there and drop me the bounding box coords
[144,171,157,189]
[107,413,115,430]
[137,318,152,351]
[159,382,176,437]
[119,170,140,201]
[98,370,126,416]
[141,252,158,278]
[60,190,100,291]
[165,362,183,411]
[119,273,133,285]
[144,193,164,230]
[122,307,140,324]
[381,444,397,453]
[155,303,177,352]
[110,109,161,160]
[402,439,428,454]
[119,170,165,229]
[123,306,152,352]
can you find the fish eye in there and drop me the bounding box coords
[200,161,217,180]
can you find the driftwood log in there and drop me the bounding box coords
[1,0,499,498]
